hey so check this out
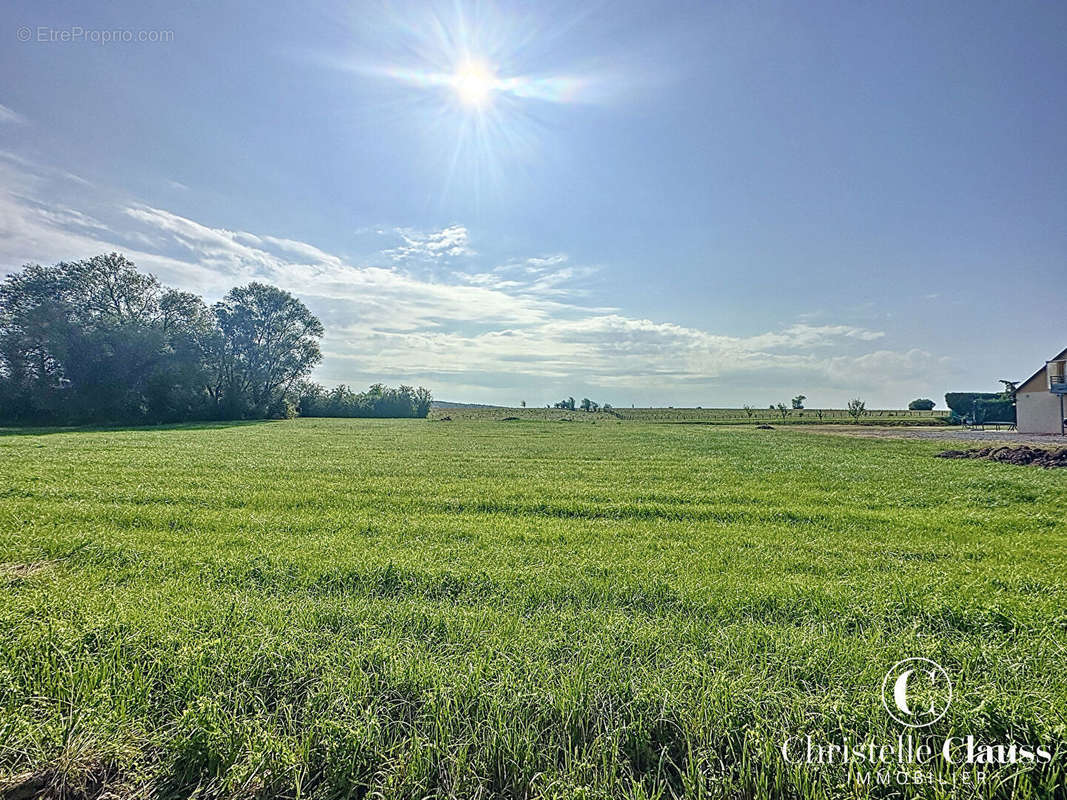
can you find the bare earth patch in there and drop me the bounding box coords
[0,561,54,580]
[936,445,1067,468]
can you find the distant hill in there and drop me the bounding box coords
[431,400,510,410]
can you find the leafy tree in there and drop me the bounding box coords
[0,254,442,425]
[847,398,866,421]
[791,394,806,409]
[212,283,323,417]
[0,255,336,424]
[298,382,432,418]
[775,402,790,420]
[0,254,215,423]
[908,398,935,411]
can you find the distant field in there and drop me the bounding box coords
[430,406,949,425]
[1,420,1063,799]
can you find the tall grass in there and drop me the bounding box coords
[0,420,1063,798]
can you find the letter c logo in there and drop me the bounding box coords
[881,658,952,728]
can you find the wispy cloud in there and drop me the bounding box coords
[0,104,26,125]
[0,149,91,186]
[384,225,474,261]
[0,154,948,404]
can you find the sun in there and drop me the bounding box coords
[451,60,497,108]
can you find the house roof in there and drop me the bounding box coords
[1011,346,1067,396]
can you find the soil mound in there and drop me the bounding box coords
[936,445,1067,468]
[755,424,775,430]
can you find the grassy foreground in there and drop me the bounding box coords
[0,419,1064,799]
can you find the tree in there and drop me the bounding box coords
[742,404,754,418]
[580,398,592,411]
[296,382,432,418]
[212,283,323,417]
[847,398,866,422]
[520,400,526,408]
[775,402,790,420]
[908,398,935,411]
[791,395,806,409]
[0,254,430,425]
[0,254,215,423]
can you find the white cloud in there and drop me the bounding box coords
[0,154,948,404]
[0,104,26,125]
[0,149,90,186]
[522,254,569,272]
[385,225,473,260]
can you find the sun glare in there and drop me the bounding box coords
[452,60,496,108]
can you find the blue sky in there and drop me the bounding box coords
[2,0,1065,407]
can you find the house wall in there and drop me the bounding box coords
[1016,369,1047,394]
[1017,388,1063,435]
[1013,350,1067,434]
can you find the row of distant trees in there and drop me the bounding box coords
[298,383,431,418]
[745,395,938,420]
[551,396,613,412]
[741,398,869,421]
[0,253,431,424]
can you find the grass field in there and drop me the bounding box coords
[0,419,1064,799]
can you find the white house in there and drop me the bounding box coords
[1013,347,1067,435]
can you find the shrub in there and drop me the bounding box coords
[299,383,432,418]
[267,397,298,419]
[944,392,999,416]
[973,398,1016,423]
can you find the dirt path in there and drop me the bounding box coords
[790,425,1066,446]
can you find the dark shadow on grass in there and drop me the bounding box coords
[0,419,275,437]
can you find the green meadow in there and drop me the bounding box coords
[0,419,1064,799]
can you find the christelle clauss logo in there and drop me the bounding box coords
[779,657,1053,779]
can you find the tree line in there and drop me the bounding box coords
[0,253,431,424]
[298,383,432,419]
[551,397,613,412]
